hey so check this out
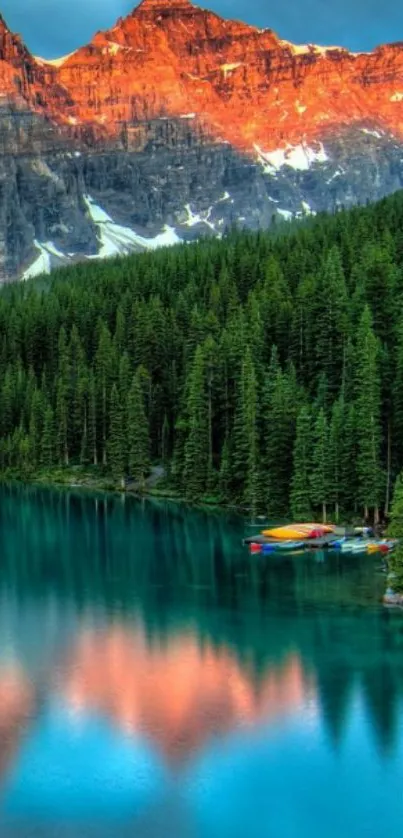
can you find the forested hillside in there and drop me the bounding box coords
[2,192,403,520]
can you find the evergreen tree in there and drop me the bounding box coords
[355,306,382,522]
[1,190,403,511]
[56,379,69,466]
[107,384,125,485]
[161,413,171,478]
[183,346,209,500]
[28,389,45,468]
[87,371,98,466]
[328,396,345,522]
[315,246,349,400]
[341,403,358,514]
[386,475,403,594]
[95,323,115,466]
[232,347,259,513]
[219,435,231,500]
[127,371,150,488]
[41,405,55,467]
[310,408,330,522]
[290,405,312,521]
[263,362,298,516]
[393,315,403,472]
[55,327,71,466]
[387,472,403,538]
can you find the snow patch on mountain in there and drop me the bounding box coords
[361,128,383,138]
[35,51,77,68]
[277,209,293,220]
[301,200,316,215]
[255,142,329,172]
[183,204,216,231]
[22,240,66,280]
[220,62,242,79]
[326,169,343,183]
[22,243,51,280]
[22,197,183,279]
[83,195,181,256]
[102,43,124,56]
[279,40,350,57]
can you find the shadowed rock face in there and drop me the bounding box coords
[2,0,403,279]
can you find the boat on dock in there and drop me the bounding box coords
[244,520,398,557]
[340,539,373,554]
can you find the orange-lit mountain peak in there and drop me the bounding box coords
[1,0,403,280]
[29,0,402,154]
[0,1,403,154]
[135,0,195,12]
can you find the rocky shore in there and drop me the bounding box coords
[383,588,403,607]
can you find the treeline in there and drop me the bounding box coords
[2,191,403,519]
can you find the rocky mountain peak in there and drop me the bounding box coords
[1,2,403,281]
[135,0,194,10]
[137,0,193,7]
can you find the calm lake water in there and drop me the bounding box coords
[0,484,403,837]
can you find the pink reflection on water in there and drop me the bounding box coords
[0,666,34,778]
[55,624,315,763]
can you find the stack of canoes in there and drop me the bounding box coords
[244,523,398,556]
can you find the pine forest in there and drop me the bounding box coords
[2,191,403,522]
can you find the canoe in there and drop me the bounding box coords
[244,534,262,545]
[249,542,262,554]
[272,541,305,552]
[303,535,339,549]
[340,540,372,554]
[327,538,346,549]
[367,540,398,555]
[259,541,304,554]
[261,543,278,554]
[262,523,335,540]
[244,534,273,545]
[367,542,382,555]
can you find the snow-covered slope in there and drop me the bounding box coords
[22,195,183,280]
[22,241,67,280]
[83,195,181,256]
[254,142,329,173]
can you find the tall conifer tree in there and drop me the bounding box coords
[290,406,312,521]
[355,306,382,522]
[310,408,330,522]
[127,371,150,488]
[183,345,208,500]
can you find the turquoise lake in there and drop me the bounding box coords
[0,483,403,837]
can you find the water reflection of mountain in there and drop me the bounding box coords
[0,667,33,780]
[1,483,403,757]
[58,629,310,762]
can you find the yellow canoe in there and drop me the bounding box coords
[367,543,380,554]
[262,523,335,540]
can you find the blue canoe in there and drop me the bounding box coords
[262,541,304,554]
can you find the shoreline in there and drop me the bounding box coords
[383,590,403,607]
[3,469,403,606]
[0,468,239,515]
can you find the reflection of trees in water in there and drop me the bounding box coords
[1,483,403,754]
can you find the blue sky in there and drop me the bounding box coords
[2,0,403,58]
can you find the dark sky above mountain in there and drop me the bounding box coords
[2,0,402,58]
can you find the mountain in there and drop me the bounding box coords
[2,0,403,280]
